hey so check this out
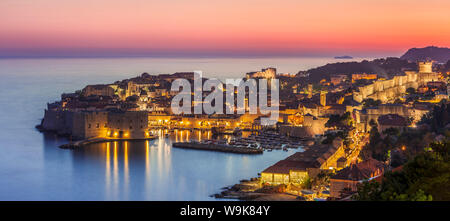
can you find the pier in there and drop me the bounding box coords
[59,136,157,149]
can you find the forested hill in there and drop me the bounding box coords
[400,46,450,63]
[297,57,417,83]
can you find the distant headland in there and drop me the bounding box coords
[400,46,450,63]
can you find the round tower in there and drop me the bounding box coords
[418,61,433,73]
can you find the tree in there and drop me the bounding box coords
[369,119,378,128]
[406,87,416,95]
[362,98,381,109]
[354,140,450,201]
[325,112,354,130]
[383,127,400,137]
[419,102,450,133]
[360,124,384,161]
[353,181,382,201]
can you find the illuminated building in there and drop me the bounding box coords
[352,62,439,103]
[246,67,276,79]
[329,159,385,198]
[261,138,345,185]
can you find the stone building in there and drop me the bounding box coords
[354,104,429,132]
[330,74,348,86]
[279,114,328,138]
[42,109,109,139]
[377,114,409,133]
[320,90,327,106]
[353,62,439,103]
[81,85,115,97]
[352,73,377,82]
[72,111,109,139]
[246,67,276,79]
[107,111,149,139]
[330,158,385,198]
[261,138,344,185]
[42,107,150,139]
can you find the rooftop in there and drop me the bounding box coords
[331,158,386,181]
[377,114,408,126]
[262,141,342,174]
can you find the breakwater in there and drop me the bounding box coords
[172,142,263,154]
[60,136,156,149]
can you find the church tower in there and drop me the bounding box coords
[320,90,327,106]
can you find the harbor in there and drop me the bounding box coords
[170,129,312,154]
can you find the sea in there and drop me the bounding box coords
[0,56,371,200]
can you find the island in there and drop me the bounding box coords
[334,55,353,59]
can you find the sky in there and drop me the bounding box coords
[0,0,449,58]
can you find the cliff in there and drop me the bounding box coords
[400,46,450,63]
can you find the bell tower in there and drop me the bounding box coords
[320,90,327,106]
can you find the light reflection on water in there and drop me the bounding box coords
[68,129,296,201]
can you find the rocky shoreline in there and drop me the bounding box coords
[212,178,301,201]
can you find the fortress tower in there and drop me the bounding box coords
[418,61,433,73]
[307,84,313,98]
[418,61,439,84]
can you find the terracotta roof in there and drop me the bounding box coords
[262,159,318,174]
[377,114,408,127]
[331,158,385,181]
[262,143,338,174]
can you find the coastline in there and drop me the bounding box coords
[212,178,301,201]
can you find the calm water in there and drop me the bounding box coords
[0,57,368,200]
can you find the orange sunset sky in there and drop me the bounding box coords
[0,0,449,57]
